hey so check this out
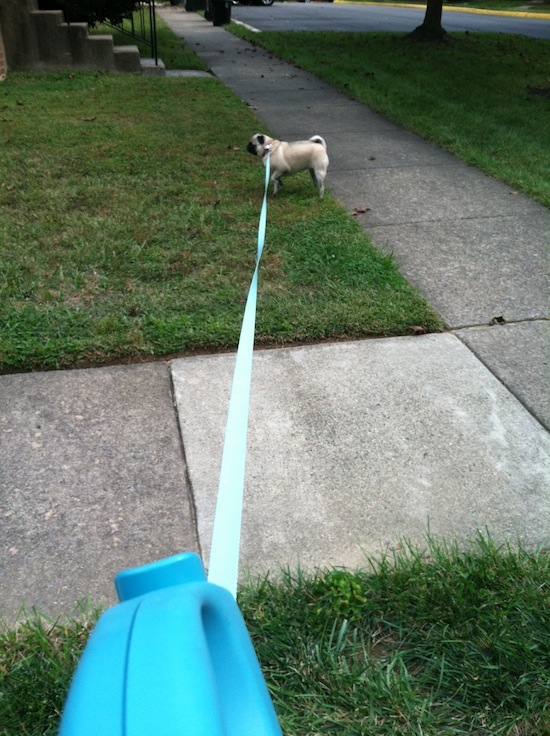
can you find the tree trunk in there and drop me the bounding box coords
[406,0,449,42]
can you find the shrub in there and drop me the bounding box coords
[38,0,139,26]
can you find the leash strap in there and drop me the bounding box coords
[207,151,271,599]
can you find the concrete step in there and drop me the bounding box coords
[140,57,166,76]
[63,22,92,65]
[29,9,151,73]
[30,10,72,67]
[114,45,142,73]
[85,34,116,71]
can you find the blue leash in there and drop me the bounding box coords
[60,149,284,736]
[208,151,271,598]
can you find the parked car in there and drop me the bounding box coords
[184,0,273,25]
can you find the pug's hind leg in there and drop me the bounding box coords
[310,169,325,198]
[272,175,283,195]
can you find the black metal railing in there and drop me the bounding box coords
[105,1,158,65]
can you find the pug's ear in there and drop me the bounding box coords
[257,134,265,145]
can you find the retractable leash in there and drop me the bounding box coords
[60,151,282,736]
[208,144,271,598]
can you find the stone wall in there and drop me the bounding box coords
[0,0,40,70]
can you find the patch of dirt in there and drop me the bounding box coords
[527,86,550,98]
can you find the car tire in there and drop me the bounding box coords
[256,0,274,4]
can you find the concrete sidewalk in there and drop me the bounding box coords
[1,11,548,622]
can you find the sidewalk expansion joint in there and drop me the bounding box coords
[168,364,203,559]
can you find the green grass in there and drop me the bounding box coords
[1,536,549,734]
[241,536,550,734]
[229,29,550,209]
[0,69,442,372]
[0,610,99,736]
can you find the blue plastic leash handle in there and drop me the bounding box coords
[208,151,271,598]
[60,553,282,735]
[60,154,282,735]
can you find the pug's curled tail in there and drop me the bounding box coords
[309,135,327,150]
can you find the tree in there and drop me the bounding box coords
[406,0,449,42]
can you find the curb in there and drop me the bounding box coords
[333,1,550,20]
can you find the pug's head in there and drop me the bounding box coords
[247,133,273,157]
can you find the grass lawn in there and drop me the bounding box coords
[0,69,441,372]
[1,536,549,734]
[229,28,550,209]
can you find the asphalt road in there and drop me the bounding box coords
[232,2,550,39]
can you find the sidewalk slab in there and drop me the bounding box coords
[0,363,198,622]
[327,129,463,171]
[367,212,550,327]
[172,335,550,580]
[329,164,543,226]
[456,320,550,431]
[250,98,403,136]
[165,69,214,77]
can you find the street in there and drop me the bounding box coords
[232,2,550,39]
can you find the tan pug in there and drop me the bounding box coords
[247,133,329,197]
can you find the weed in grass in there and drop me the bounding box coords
[230,29,550,208]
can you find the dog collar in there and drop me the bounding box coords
[263,141,281,159]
